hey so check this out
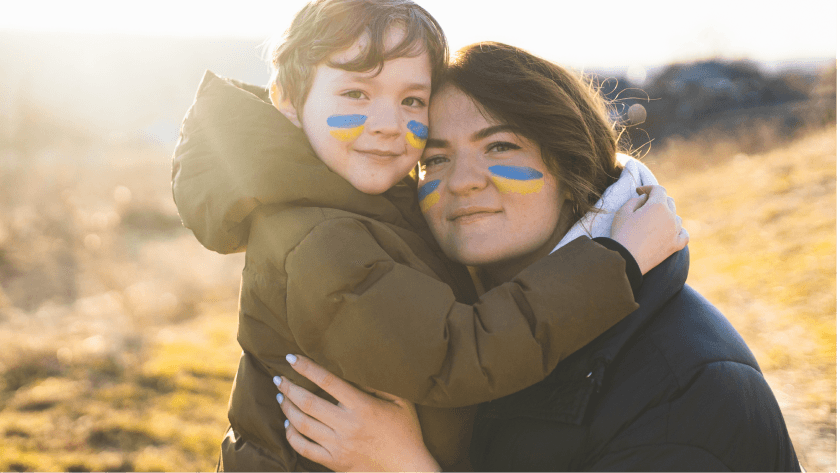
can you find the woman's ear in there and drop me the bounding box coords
[270,83,302,128]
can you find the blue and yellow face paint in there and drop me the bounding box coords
[489,165,545,195]
[328,114,366,141]
[406,120,428,149]
[418,179,441,213]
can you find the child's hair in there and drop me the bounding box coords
[270,0,448,113]
[441,42,624,223]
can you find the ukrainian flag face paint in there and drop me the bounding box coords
[327,114,367,141]
[418,179,441,213]
[488,165,545,195]
[406,120,428,149]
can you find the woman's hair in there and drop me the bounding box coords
[269,0,448,113]
[442,42,624,223]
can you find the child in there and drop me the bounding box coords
[171,0,684,470]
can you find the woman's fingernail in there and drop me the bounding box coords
[273,376,282,387]
[276,393,284,404]
[286,354,298,364]
[284,420,290,429]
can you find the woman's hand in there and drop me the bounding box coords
[612,185,689,274]
[273,354,440,472]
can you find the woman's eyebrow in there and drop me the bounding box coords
[471,125,516,142]
[425,138,449,148]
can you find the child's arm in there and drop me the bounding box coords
[284,217,638,408]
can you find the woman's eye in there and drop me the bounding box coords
[342,90,365,99]
[488,141,521,153]
[421,155,448,170]
[402,97,427,107]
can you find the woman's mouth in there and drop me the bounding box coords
[448,207,502,223]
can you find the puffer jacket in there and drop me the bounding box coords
[172,71,642,471]
[470,247,800,471]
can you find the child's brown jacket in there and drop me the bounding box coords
[172,71,638,471]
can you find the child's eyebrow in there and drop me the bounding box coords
[404,84,431,94]
[334,71,430,93]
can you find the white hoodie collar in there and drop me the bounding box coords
[551,154,658,253]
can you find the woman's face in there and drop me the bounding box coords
[418,85,570,276]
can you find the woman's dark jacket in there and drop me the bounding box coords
[471,247,800,471]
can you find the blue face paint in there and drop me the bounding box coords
[327,114,367,128]
[406,120,429,149]
[418,179,441,212]
[407,120,429,139]
[488,165,545,194]
[328,114,367,141]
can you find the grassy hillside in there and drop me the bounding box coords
[646,125,836,471]
[0,125,835,471]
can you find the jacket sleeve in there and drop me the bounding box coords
[285,217,638,408]
[591,362,800,472]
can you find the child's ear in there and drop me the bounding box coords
[270,83,302,128]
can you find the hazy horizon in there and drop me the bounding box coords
[2,0,836,70]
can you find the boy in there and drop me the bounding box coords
[172,0,683,470]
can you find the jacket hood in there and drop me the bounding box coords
[171,71,421,254]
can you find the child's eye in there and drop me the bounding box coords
[420,155,448,170]
[342,90,367,99]
[402,97,427,108]
[488,141,521,153]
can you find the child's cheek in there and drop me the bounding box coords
[488,165,545,195]
[328,114,367,141]
[418,179,441,213]
[406,120,428,149]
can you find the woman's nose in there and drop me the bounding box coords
[446,154,488,195]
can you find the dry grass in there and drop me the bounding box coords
[0,124,835,471]
[645,125,836,472]
[0,144,244,471]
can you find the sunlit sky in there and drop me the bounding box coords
[3,0,836,69]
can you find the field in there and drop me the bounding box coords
[0,123,835,471]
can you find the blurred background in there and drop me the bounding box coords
[0,0,835,470]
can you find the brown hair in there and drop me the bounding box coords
[442,42,624,223]
[269,0,448,113]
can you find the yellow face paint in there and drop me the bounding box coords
[406,120,428,149]
[489,165,545,195]
[418,179,441,213]
[328,114,366,142]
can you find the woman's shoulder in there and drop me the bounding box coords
[641,285,761,382]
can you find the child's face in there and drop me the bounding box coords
[296,29,432,195]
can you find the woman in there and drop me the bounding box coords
[273,42,800,471]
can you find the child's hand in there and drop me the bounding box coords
[611,185,689,274]
[273,354,440,472]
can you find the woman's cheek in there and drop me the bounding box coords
[418,179,441,213]
[488,165,545,195]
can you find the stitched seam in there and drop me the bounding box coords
[600,442,732,471]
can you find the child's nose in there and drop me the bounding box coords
[365,101,401,137]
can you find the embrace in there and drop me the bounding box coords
[172,0,800,470]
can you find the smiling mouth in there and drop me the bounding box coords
[448,208,502,222]
[355,149,401,159]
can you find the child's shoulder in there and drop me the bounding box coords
[247,205,417,265]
